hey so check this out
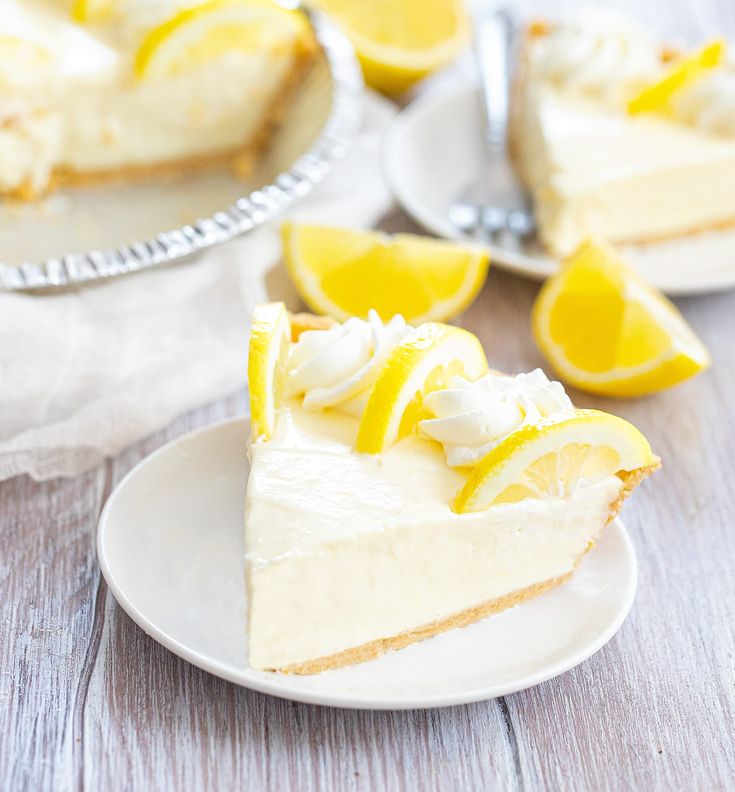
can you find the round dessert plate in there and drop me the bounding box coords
[98,417,639,710]
[383,83,735,296]
[0,8,362,292]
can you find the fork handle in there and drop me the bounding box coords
[474,7,516,154]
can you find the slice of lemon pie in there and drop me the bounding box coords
[244,303,659,674]
[510,7,735,257]
[0,0,316,199]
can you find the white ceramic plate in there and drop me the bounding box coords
[98,417,638,710]
[383,83,735,296]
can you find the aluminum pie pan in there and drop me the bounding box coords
[0,7,363,293]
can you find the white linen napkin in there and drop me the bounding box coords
[0,93,396,482]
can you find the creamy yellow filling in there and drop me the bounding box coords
[0,0,303,191]
[516,80,735,256]
[245,402,623,670]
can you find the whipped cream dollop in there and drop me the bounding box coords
[419,369,574,467]
[287,311,410,417]
[675,56,735,138]
[532,8,660,99]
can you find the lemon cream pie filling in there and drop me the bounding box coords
[510,7,735,256]
[0,0,316,199]
[244,306,659,674]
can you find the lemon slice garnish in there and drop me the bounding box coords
[531,241,710,397]
[627,39,726,115]
[282,223,490,325]
[248,302,291,442]
[134,0,310,80]
[356,322,488,454]
[454,410,658,513]
[310,0,469,96]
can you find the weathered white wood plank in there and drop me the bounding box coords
[0,468,109,791]
[82,631,520,792]
[0,395,243,790]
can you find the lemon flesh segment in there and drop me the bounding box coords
[282,223,490,324]
[248,302,291,442]
[357,323,488,454]
[532,241,710,397]
[455,410,658,514]
[71,0,117,23]
[309,0,469,96]
[135,0,311,80]
[627,39,726,115]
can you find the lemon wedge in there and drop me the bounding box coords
[532,241,710,397]
[356,322,488,453]
[282,224,490,324]
[134,0,310,80]
[248,301,291,441]
[309,0,469,96]
[71,0,117,24]
[455,410,658,513]
[627,39,726,115]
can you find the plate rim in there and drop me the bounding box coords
[0,6,364,293]
[98,415,639,710]
[382,81,735,296]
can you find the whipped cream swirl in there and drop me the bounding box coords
[419,369,574,467]
[675,58,735,138]
[287,311,410,416]
[532,8,660,98]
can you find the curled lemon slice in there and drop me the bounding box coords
[310,0,469,96]
[134,0,310,80]
[356,322,488,454]
[532,241,710,397]
[248,302,291,442]
[282,223,490,325]
[627,39,726,115]
[454,410,659,513]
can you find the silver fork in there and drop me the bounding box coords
[448,7,535,245]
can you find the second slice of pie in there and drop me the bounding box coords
[510,7,735,256]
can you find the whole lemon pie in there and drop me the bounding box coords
[511,7,735,257]
[244,304,659,674]
[0,0,316,199]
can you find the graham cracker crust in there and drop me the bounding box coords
[289,311,335,339]
[2,40,317,201]
[603,215,735,249]
[271,462,660,675]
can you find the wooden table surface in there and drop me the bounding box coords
[3,2,735,790]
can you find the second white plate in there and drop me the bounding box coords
[98,417,638,710]
[383,84,735,296]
